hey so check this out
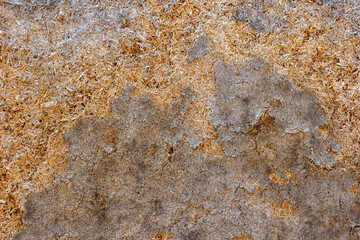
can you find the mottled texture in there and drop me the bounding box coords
[14,58,360,240]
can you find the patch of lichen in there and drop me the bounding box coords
[1,0,360,238]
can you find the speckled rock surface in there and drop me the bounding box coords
[13,57,360,240]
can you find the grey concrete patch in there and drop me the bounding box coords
[188,35,209,60]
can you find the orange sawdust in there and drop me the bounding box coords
[1,0,360,238]
[270,200,297,220]
[229,234,254,240]
[268,170,293,184]
[349,182,360,198]
[246,195,297,220]
[150,232,174,240]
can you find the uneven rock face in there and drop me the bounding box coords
[14,58,359,240]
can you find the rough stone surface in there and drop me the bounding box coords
[14,58,360,239]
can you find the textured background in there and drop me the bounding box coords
[1,0,360,239]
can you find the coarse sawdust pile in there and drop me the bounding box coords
[1,0,360,238]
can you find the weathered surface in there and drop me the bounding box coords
[13,57,360,239]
